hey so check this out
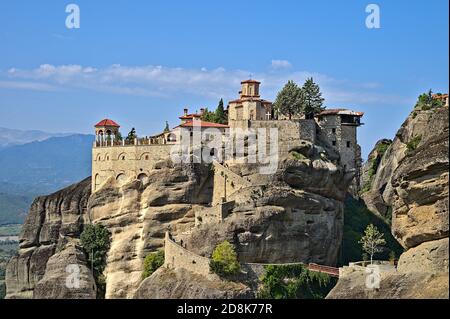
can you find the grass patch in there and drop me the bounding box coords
[406,135,422,154]
[291,151,307,161]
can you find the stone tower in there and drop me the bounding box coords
[316,109,364,193]
[227,80,274,128]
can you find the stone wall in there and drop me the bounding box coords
[317,116,359,171]
[92,144,172,192]
[164,232,211,277]
[249,119,316,158]
[212,161,252,205]
[195,200,235,226]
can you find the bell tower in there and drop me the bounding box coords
[240,79,260,98]
[94,119,121,144]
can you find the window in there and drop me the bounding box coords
[122,156,126,160]
[145,155,149,160]
[332,141,337,146]
[347,141,351,148]
[332,128,336,134]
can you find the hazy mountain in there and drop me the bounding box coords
[0,134,94,225]
[0,127,73,150]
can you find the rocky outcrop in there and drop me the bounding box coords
[327,266,449,299]
[33,244,96,299]
[361,107,448,225]
[184,145,353,266]
[329,105,449,299]
[5,178,92,299]
[135,267,252,299]
[88,161,213,299]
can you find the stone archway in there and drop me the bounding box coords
[116,173,126,186]
[137,173,149,185]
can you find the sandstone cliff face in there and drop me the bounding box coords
[183,154,353,266]
[328,106,449,299]
[5,178,95,299]
[135,267,252,299]
[88,161,213,299]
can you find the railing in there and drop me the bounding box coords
[307,263,340,277]
[93,137,169,147]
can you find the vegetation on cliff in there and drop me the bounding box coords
[415,90,445,111]
[361,140,392,194]
[257,264,337,299]
[142,250,165,280]
[80,224,111,299]
[209,241,241,277]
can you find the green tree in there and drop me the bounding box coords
[126,127,137,142]
[302,77,325,119]
[209,241,240,277]
[415,90,443,110]
[257,264,337,299]
[214,98,227,124]
[80,224,111,299]
[142,250,165,279]
[273,80,304,120]
[115,131,123,142]
[358,224,386,264]
[201,108,216,122]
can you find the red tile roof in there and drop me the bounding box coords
[95,119,120,127]
[177,120,229,128]
[432,93,449,100]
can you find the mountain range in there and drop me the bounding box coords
[0,132,94,225]
[0,127,74,150]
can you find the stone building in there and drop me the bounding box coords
[227,80,274,128]
[91,80,364,194]
[316,109,364,172]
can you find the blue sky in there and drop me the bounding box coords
[0,0,448,159]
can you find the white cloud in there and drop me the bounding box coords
[0,80,57,91]
[271,60,292,70]
[2,63,406,106]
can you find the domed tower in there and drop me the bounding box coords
[94,119,120,145]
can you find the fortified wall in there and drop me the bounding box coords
[163,232,211,277]
[212,161,252,205]
[92,141,172,192]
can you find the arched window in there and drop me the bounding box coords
[137,173,149,184]
[116,173,126,185]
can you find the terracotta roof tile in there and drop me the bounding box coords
[95,119,120,127]
[177,120,229,128]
